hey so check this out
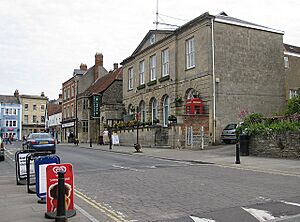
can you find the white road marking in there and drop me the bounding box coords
[242,207,277,221]
[74,203,100,222]
[190,216,216,222]
[112,164,144,172]
[280,200,300,207]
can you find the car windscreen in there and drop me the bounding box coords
[224,124,237,130]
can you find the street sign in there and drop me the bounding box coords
[34,155,60,199]
[46,164,74,214]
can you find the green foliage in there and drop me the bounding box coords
[243,113,264,125]
[237,113,300,136]
[284,95,300,115]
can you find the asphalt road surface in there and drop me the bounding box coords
[4,143,300,222]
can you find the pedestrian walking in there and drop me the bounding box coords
[108,130,112,149]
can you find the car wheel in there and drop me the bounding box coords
[223,140,232,144]
[0,155,4,161]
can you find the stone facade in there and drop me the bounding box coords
[20,93,48,137]
[77,66,123,143]
[249,132,300,159]
[214,21,286,141]
[121,12,286,147]
[284,44,300,100]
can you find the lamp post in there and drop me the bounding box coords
[75,80,79,140]
[134,106,141,152]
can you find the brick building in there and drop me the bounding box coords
[61,53,108,143]
[121,12,286,147]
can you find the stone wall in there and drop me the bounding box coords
[249,132,300,159]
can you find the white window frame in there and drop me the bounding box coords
[71,86,74,97]
[151,99,157,122]
[150,55,156,81]
[186,37,195,69]
[24,115,29,124]
[67,88,70,99]
[128,68,133,90]
[289,89,299,99]
[33,115,37,123]
[163,96,170,127]
[5,120,16,127]
[139,61,145,85]
[140,101,146,122]
[284,56,289,68]
[63,89,67,100]
[162,49,169,77]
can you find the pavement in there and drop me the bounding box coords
[1,142,300,222]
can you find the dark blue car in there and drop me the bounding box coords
[25,133,56,154]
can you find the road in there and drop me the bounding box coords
[4,143,300,222]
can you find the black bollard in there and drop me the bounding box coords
[235,142,240,164]
[55,171,67,222]
[90,139,92,147]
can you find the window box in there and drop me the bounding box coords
[159,75,170,82]
[147,80,157,86]
[137,84,146,90]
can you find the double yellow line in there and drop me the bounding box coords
[74,189,130,222]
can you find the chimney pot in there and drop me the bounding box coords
[80,63,87,70]
[113,63,118,70]
[14,89,19,97]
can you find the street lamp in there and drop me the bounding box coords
[134,106,141,152]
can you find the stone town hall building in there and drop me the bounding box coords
[121,12,286,146]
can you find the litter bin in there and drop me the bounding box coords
[98,135,104,145]
[239,134,250,156]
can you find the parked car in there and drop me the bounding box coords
[25,133,56,154]
[221,123,242,144]
[0,137,4,161]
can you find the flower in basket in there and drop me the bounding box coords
[175,96,183,103]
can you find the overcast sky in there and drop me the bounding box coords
[1,0,299,100]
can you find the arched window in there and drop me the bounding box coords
[139,101,146,122]
[187,89,197,99]
[163,96,170,127]
[151,99,157,122]
[128,104,134,115]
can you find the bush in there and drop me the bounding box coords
[285,95,300,115]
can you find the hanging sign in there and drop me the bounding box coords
[91,95,100,118]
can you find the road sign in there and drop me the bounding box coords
[46,164,74,214]
[34,155,60,199]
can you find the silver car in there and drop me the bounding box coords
[221,123,239,144]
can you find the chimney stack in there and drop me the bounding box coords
[95,53,103,67]
[113,63,118,70]
[14,89,19,97]
[80,63,87,70]
[94,52,103,81]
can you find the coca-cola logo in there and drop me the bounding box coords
[52,166,67,173]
